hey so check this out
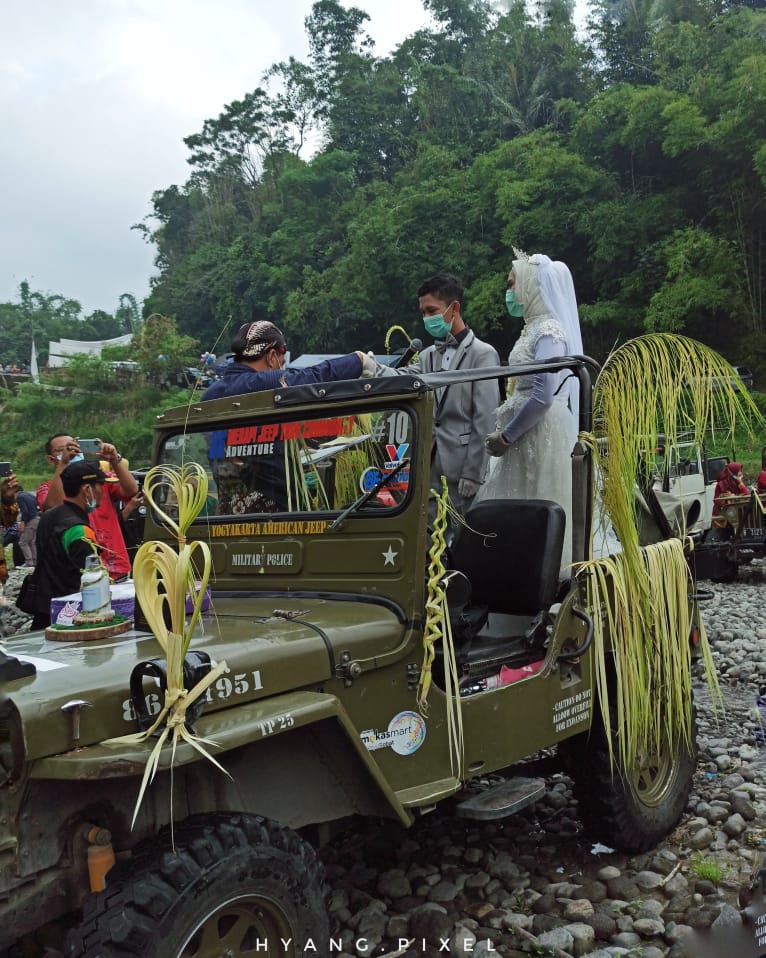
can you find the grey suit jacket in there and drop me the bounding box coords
[380,330,500,485]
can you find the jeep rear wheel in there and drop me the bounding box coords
[66,813,329,958]
[561,707,697,853]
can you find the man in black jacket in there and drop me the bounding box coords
[201,321,374,402]
[25,461,108,630]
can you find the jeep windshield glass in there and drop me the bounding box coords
[155,406,413,520]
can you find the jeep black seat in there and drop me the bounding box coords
[452,499,566,615]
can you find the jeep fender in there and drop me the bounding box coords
[30,690,413,829]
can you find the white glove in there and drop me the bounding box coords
[458,477,480,499]
[360,351,379,379]
[485,431,511,457]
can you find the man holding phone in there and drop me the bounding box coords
[38,435,138,579]
[1,471,21,575]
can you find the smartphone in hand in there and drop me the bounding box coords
[78,439,102,458]
[0,462,11,478]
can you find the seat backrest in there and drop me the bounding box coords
[452,499,566,614]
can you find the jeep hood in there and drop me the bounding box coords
[1,594,407,761]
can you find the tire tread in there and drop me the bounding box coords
[66,813,329,958]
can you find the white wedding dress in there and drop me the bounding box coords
[479,314,574,567]
[476,252,584,570]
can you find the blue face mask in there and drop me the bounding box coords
[505,290,524,318]
[57,451,85,463]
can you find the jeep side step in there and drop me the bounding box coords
[455,777,545,820]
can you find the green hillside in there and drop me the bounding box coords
[0,377,195,490]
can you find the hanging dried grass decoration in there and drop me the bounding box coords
[580,334,759,771]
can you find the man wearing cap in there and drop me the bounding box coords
[24,461,107,630]
[201,321,376,402]
[37,435,138,580]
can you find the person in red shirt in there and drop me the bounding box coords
[712,462,749,529]
[758,467,766,495]
[38,435,138,580]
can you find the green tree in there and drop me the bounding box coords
[134,314,199,378]
[134,0,766,379]
[304,0,374,115]
[116,294,142,333]
[79,310,127,340]
[644,228,742,344]
[0,282,87,367]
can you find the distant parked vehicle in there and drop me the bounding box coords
[176,366,216,389]
[709,364,754,391]
[733,365,754,390]
[644,437,766,582]
[108,360,140,374]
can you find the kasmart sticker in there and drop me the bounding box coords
[361,710,426,755]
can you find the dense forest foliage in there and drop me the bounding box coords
[0,284,142,368]
[139,0,766,369]
[2,0,766,377]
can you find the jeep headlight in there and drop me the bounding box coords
[724,504,739,524]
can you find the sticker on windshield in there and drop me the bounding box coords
[361,710,426,755]
[384,443,409,467]
[359,466,410,494]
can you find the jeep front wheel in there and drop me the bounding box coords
[66,813,329,958]
[561,707,697,853]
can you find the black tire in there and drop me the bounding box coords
[561,706,697,853]
[66,813,330,958]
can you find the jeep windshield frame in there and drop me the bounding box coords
[153,402,418,525]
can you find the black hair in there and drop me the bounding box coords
[45,433,70,456]
[417,273,464,308]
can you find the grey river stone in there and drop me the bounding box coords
[2,562,766,957]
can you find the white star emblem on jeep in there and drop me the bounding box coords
[382,545,398,566]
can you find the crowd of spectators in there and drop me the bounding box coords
[1,434,140,622]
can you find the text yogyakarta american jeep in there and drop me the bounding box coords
[0,351,710,957]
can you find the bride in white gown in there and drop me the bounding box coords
[479,252,583,566]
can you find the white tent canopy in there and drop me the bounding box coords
[47,334,133,368]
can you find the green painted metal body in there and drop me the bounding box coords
[0,360,617,947]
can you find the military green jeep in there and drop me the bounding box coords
[0,357,700,956]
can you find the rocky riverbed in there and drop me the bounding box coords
[1,565,764,957]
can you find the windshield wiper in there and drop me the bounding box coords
[328,459,410,531]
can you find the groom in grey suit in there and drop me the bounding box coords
[380,273,500,517]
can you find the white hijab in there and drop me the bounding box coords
[514,252,583,441]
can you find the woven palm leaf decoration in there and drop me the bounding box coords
[104,462,227,829]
